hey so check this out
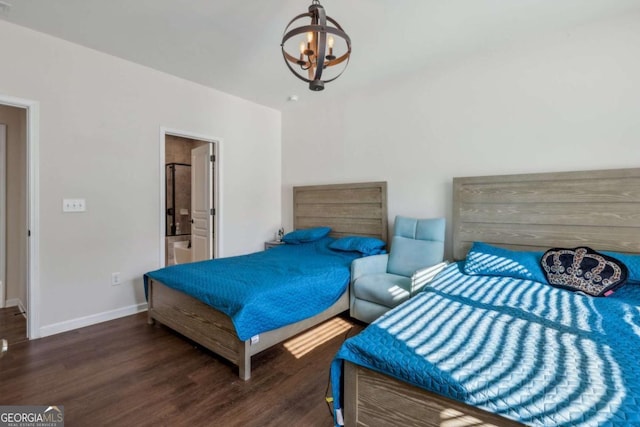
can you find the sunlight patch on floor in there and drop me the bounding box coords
[284,317,352,359]
[440,408,483,427]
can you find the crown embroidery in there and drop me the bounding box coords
[541,247,627,296]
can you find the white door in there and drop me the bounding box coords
[191,144,213,262]
[0,124,5,308]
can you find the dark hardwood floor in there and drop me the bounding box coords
[0,312,363,426]
[0,306,27,348]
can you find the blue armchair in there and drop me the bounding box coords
[350,216,447,323]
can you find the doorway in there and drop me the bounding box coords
[0,95,39,342]
[0,106,26,345]
[0,123,6,310]
[159,128,219,267]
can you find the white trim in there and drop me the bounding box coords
[0,124,5,308]
[0,94,39,340]
[158,127,222,268]
[158,127,166,267]
[39,303,148,338]
[214,140,222,258]
[27,101,40,339]
[5,298,20,308]
[18,299,26,319]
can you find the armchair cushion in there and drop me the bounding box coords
[352,273,412,308]
[387,217,445,277]
[351,254,389,283]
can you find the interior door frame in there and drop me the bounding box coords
[0,94,40,339]
[0,124,6,308]
[159,127,221,267]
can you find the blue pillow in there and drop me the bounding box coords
[464,242,547,283]
[282,227,331,244]
[329,236,386,256]
[602,251,640,283]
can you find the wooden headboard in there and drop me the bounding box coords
[453,168,640,260]
[293,182,388,243]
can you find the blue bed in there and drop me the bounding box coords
[331,261,640,426]
[146,237,359,341]
[147,181,389,381]
[329,168,640,426]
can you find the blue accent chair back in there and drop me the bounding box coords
[349,216,446,323]
[387,217,445,277]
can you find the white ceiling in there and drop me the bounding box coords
[2,0,638,110]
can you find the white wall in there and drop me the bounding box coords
[282,13,640,257]
[0,20,281,334]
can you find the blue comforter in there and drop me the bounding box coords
[145,237,359,341]
[331,262,640,426]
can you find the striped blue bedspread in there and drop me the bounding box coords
[145,237,359,341]
[331,262,640,426]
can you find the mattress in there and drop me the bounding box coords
[145,237,359,341]
[331,262,640,426]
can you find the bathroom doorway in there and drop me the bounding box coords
[0,98,34,343]
[160,129,219,267]
[0,123,5,310]
[0,105,27,344]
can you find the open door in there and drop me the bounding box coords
[191,143,213,262]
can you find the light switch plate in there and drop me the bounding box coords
[63,198,86,212]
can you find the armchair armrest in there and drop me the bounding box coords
[351,254,389,283]
[410,261,449,296]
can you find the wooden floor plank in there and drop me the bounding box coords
[0,306,27,348]
[0,312,362,426]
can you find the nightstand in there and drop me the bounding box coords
[264,240,285,250]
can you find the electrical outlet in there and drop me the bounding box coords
[111,272,121,286]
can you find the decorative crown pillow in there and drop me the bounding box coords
[282,226,331,244]
[602,251,640,284]
[540,247,628,297]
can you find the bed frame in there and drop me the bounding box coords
[147,181,387,380]
[343,168,640,426]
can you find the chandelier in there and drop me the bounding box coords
[281,0,351,91]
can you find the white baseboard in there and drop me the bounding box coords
[5,298,21,307]
[18,300,26,319]
[39,303,148,338]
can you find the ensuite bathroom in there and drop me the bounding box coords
[164,134,210,266]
